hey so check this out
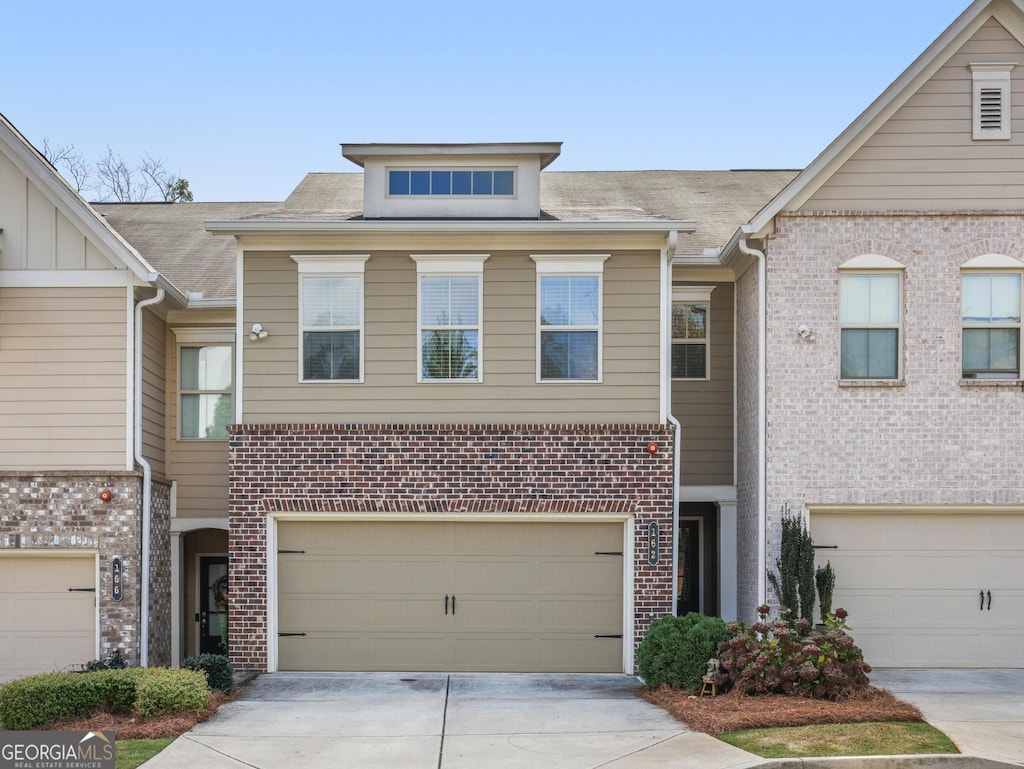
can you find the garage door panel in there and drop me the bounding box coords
[276,520,624,672]
[811,512,1024,668]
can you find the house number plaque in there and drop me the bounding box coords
[112,557,123,602]
[647,522,659,565]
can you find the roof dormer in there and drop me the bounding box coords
[341,142,561,219]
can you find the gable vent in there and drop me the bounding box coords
[979,88,1004,131]
[971,63,1014,140]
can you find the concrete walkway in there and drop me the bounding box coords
[140,672,761,769]
[871,669,1024,767]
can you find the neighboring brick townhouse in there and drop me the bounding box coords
[0,0,1021,678]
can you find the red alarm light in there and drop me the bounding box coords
[646,442,659,455]
[99,490,113,502]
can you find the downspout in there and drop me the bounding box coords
[662,231,682,617]
[134,287,165,667]
[738,232,767,608]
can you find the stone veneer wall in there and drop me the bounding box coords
[0,472,143,664]
[147,480,172,667]
[763,212,1024,573]
[228,423,675,672]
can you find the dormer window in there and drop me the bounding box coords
[970,63,1015,140]
[388,169,515,197]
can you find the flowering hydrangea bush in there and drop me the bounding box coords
[715,605,871,700]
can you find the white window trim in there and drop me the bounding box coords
[386,167,517,198]
[970,62,1015,141]
[531,254,608,383]
[170,327,235,441]
[672,286,714,382]
[960,261,1023,380]
[838,259,905,382]
[293,255,370,384]
[411,254,488,383]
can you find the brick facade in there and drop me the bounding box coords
[228,423,675,672]
[0,471,175,667]
[761,212,1024,593]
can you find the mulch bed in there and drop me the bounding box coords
[642,686,924,735]
[49,672,259,740]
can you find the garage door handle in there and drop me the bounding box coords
[452,595,456,615]
[68,587,96,592]
[444,595,449,615]
[987,590,992,611]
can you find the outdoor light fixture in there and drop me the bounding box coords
[248,323,269,341]
[797,324,815,340]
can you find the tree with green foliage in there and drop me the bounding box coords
[768,509,816,625]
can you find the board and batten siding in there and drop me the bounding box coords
[671,282,734,487]
[803,18,1024,211]
[0,151,115,272]
[241,250,662,424]
[165,326,230,519]
[141,309,167,478]
[0,287,128,469]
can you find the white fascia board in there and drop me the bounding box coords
[747,0,1022,234]
[206,219,697,235]
[343,142,564,169]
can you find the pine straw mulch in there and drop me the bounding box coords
[49,682,249,739]
[642,686,924,736]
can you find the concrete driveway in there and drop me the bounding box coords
[140,672,759,769]
[871,669,1024,767]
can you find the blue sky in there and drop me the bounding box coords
[2,1,972,201]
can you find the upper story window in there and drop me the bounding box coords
[412,255,488,382]
[672,286,714,380]
[961,255,1023,379]
[532,255,608,382]
[970,63,1015,141]
[838,255,904,380]
[389,169,515,197]
[293,255,369,382]
[173,329,234,440]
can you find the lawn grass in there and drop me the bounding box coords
[116,737,175,769]
[717,721,958,758]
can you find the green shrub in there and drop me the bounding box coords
[0,668,207,729]
[636,613,732,690]
[183,654,234,693]
[716,605,872,700]
[133,669,209,719]
[83,648,128,671]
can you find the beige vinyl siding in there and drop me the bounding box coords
[0,287,128,469]
[0,151,116,271]
[141,310,167,478]
[166,328,230,518]
[671,282,734,486]
[804,19,1024,210]
[242,250,661,424]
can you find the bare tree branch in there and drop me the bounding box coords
[40,137,91,193]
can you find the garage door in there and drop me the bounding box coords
[0,555,97,681]
[811,512,1024,667]
[276,520,624,672]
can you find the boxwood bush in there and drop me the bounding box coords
[0,668,208,730]
[183,654,234,693]
[636,612,732,690]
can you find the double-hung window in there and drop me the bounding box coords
[294,255,369,382]
[173,329,233,440]
[838,256,904,380]
[412,255,488,382]
[961,257,1023,379]
[532,255,607,382]
[672,287,714,380]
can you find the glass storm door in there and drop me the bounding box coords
[199,556,228,654]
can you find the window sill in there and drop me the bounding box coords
[838,379,906,388]
[959,378,1023,387]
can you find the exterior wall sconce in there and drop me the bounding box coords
[797,324,815,340]
[248,323,269,341]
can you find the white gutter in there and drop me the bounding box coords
[662,231,683,617]
[737,231,767,608]
[134,287,165,668]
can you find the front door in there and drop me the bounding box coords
[677,520,701,615]
[199,556,228,654]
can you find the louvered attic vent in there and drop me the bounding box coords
[979,88,1003,130]
[971,62,1014,140]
